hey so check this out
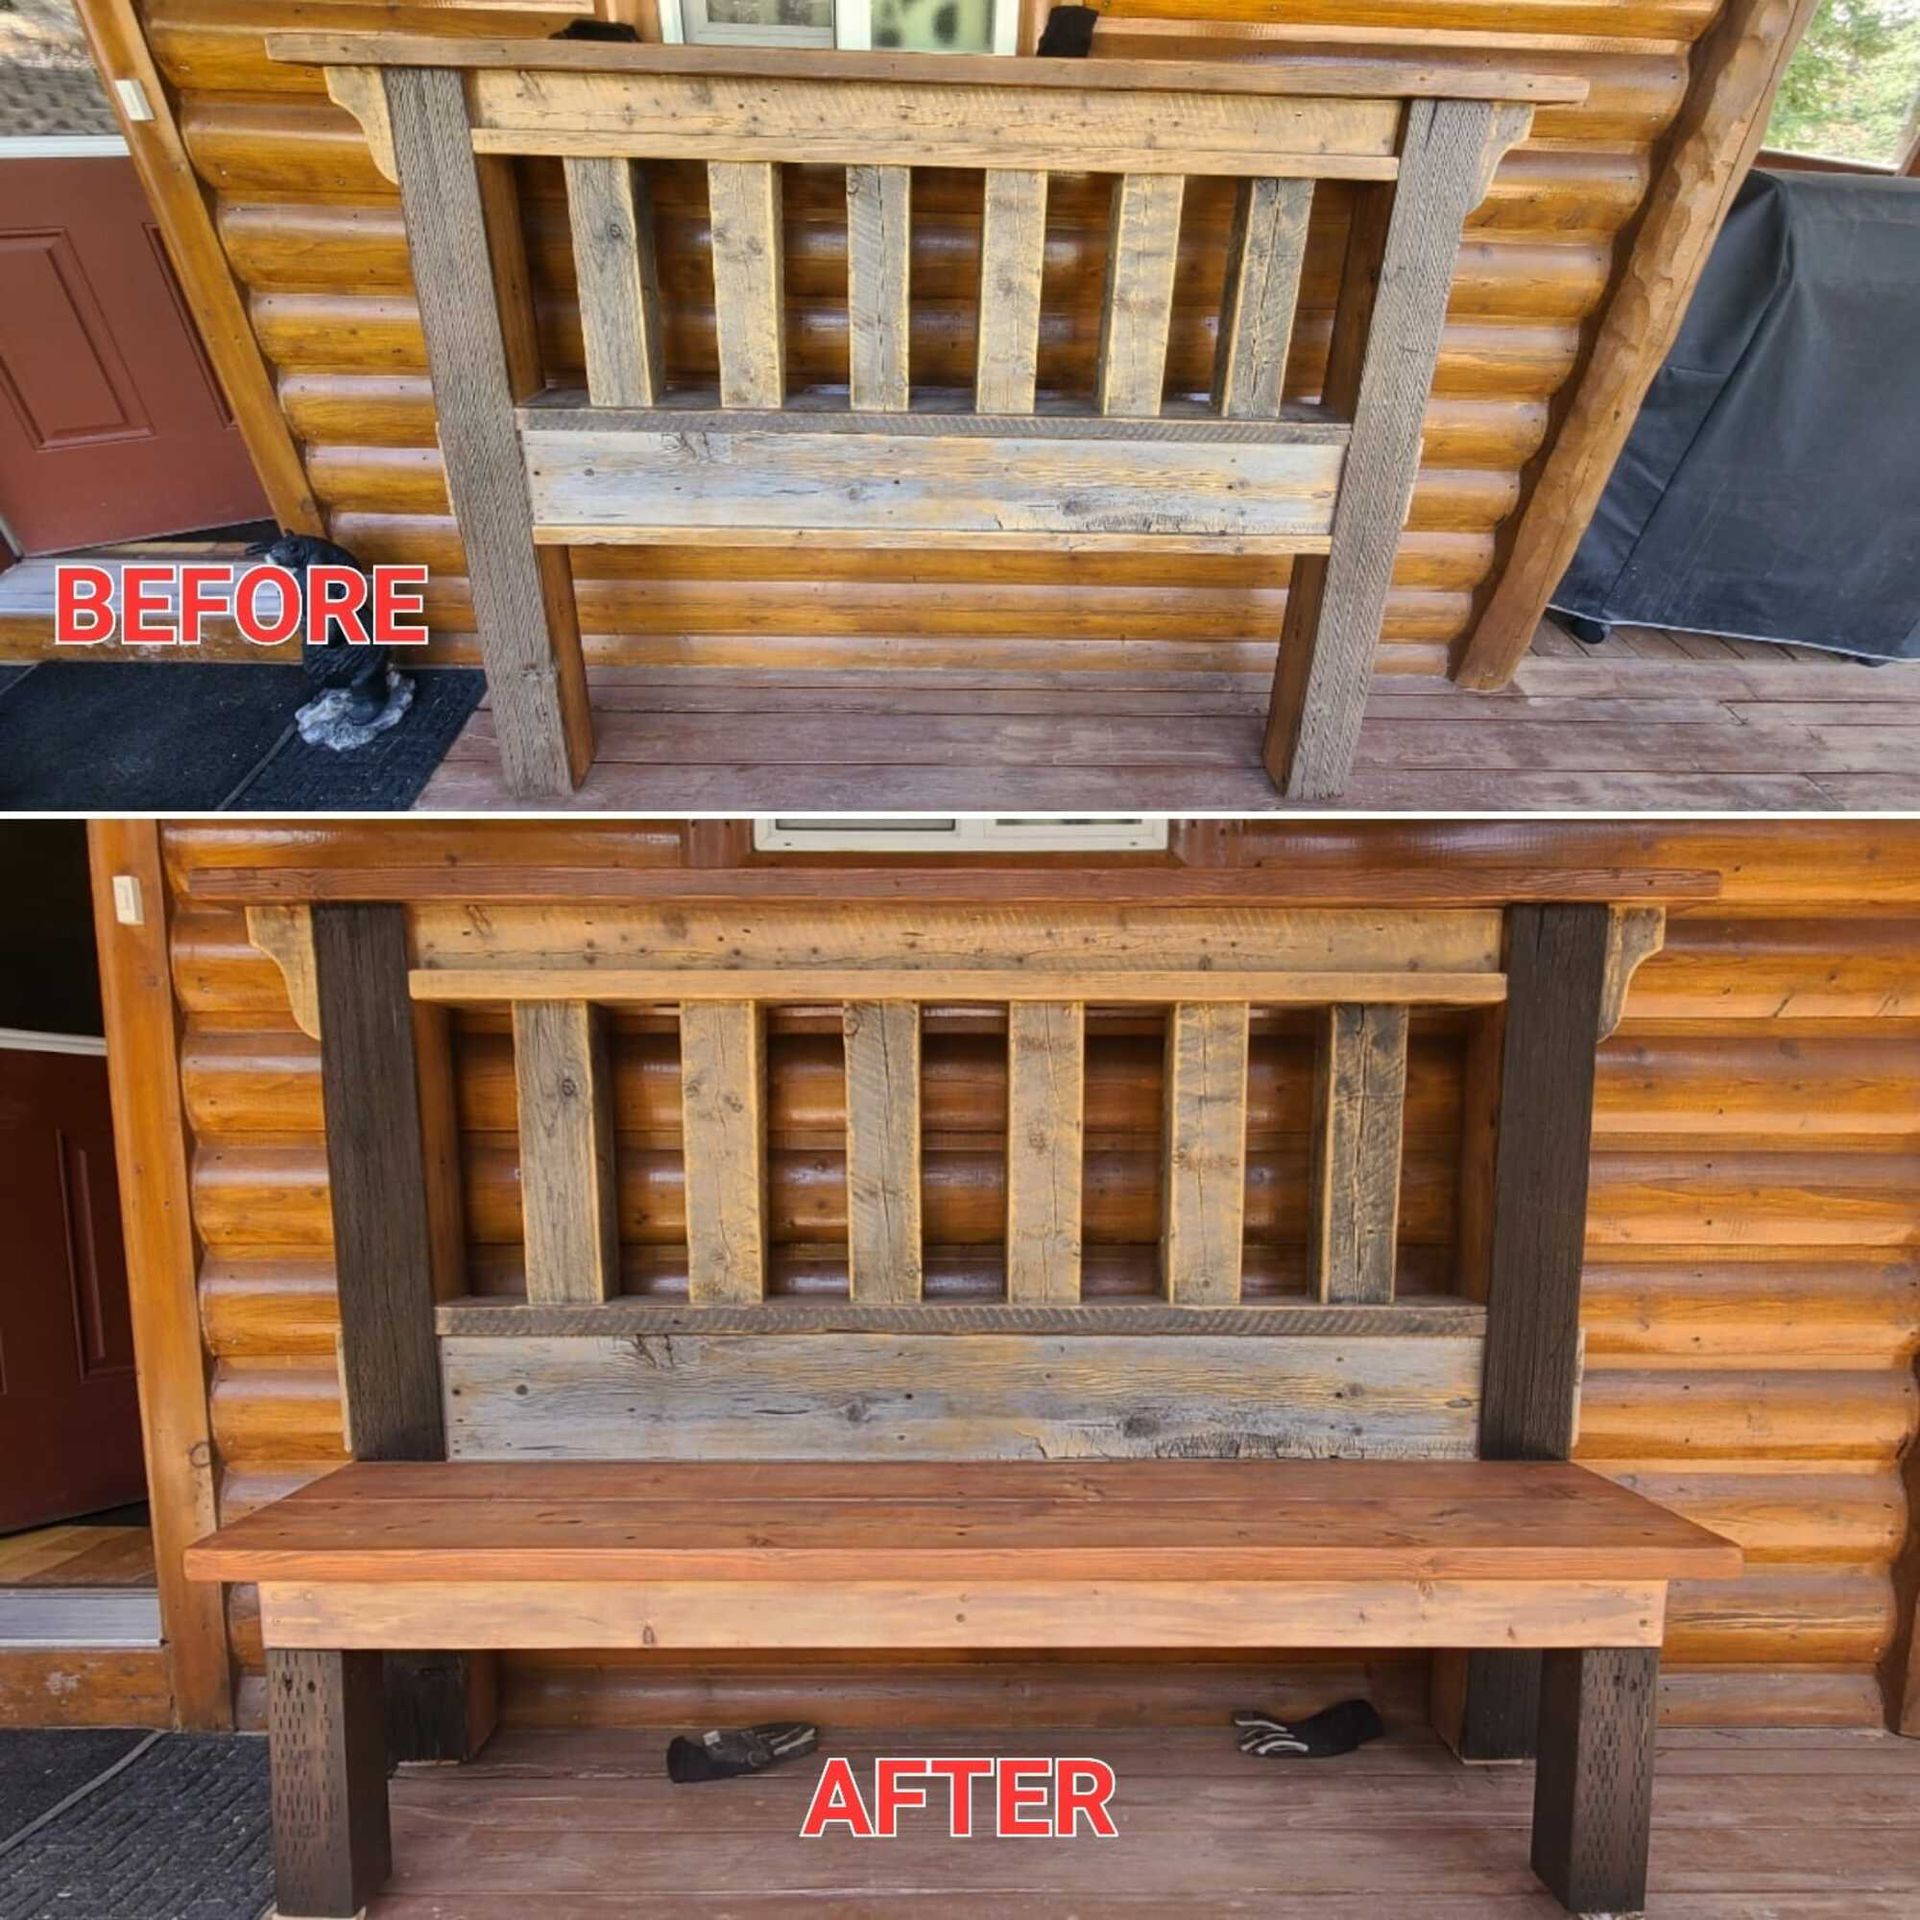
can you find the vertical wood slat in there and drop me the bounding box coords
[267,1648,391,1920]
[1309,1002,1409,1304]
[1263,98,1507,800]
[513,1001,620,1305]
[1160,1002,1251,1305]
[709,160,786,408]
[1096,172,1184,417]
[1457,902,1615,1764]
[846,163,911,411]
[844,1001,922,1302]
[1005,1001,1085,1305]
[680,1000,770,1305]
[975,168,1047,414]
[381,66,590,798]
[564,155,664,407]
[1212,176,1313,419]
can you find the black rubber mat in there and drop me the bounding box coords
[0,1731,146,1843]
[0,1732,270,1920]
[0,663,483,811]
[230,665,484,810]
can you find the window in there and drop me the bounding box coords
[752,817,1172,853]
[662,0,1017,54]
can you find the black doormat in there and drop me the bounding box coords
[0,1731,147,1841]
[0,663,483,811]
[0,1731,270,1920]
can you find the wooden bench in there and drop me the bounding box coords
[180,872,1726,1917]
[189,1458,1737,1918]
[264,37,1587,801]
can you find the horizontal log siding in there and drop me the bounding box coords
[134,0,1697,674]
[160,821,1920,1734]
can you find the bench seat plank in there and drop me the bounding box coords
[188,1461,1740,1586]
[253,1576,1673,1653]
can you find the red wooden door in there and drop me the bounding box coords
[0,1041,146,1533]
[0,153,269,554]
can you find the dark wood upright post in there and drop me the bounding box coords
[1457,903,1613,1760]
[267,1648,391,1920]
[312,903,486,1765]
[1531,1646,1659,1914]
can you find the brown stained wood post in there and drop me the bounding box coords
[381,65,592,798]
[312,904,483,1765]
[1457,902,1614,1762]
[1531,1646,1659,1914]
[1263,99,1517,799]
[267,1648,391,1920]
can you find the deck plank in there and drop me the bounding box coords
[416,625,1920,812]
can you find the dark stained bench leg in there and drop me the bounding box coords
[1531,1647,1659,1916]
[268,1649,392,1919]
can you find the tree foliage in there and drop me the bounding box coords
[1767,0,1920,162]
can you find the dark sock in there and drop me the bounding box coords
[1233,1698,1384,1759]
[666,1722,819,1783]
[1036,5,1098,56]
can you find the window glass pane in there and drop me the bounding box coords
[871,0,997,53]
[705,0,836,27]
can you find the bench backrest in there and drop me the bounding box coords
[243,891,1662,1469]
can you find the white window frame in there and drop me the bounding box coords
[660,0,1016,54]
[753,817,1171,854]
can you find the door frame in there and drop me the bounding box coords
[85,820,233,1730]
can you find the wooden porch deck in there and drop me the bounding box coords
[369,1723,1920,1916]
[417,626,1920,812]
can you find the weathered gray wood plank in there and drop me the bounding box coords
[975,169,1047,414]
[1310,1002,1409,1304]
[680,1000,769,1305]
[1005,1001,1084,1305]
[513,1000,619,1305]
[708,160,785,408]
[1264,98,1509,799]
[846,163,910,411]
[1213,176,1313,419]
[382,65,591,796]
[564,155,664,407]
[844,1000,922,1302]
[441,1330,1485,1461]
[1097,173,1184,417]
[1160,1001,1251,1305]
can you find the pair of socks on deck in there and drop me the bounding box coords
[661,1701,1382,1784]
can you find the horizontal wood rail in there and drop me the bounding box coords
[189,865,1722,907]
[409,967,1509,1005]
[268,36,1583,800]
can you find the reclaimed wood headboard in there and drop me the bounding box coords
[265,37,1586,802]
[227,878,1676,1471]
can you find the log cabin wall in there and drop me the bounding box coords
[152,820,1920,1735]
[107,0,1718,677]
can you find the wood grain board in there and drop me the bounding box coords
[189,1459,1738,1584]
[435,1330,1485,1463]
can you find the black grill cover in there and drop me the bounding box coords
[1553,168,1920,661]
